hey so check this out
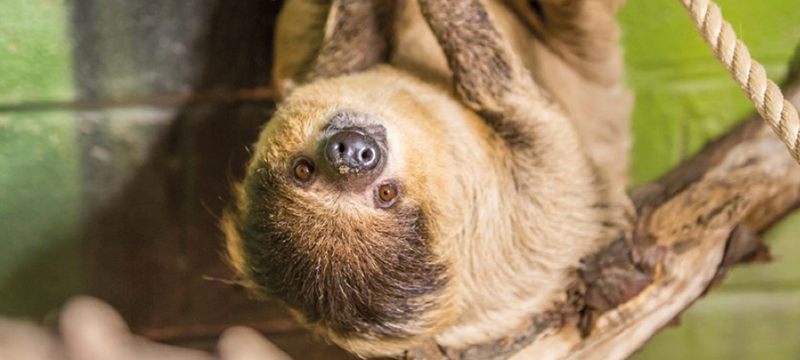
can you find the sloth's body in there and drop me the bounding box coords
[224,0,633,357]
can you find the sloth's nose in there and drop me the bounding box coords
[324,130,381,175]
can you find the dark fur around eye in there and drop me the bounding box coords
[237,173,446,339]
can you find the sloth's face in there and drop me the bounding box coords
[224,69,468,351]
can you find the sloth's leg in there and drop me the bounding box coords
[419,0,632,220]
[309,0,396,80]
[503,0,632,185]
[418,0,561,150]
[506,0,625,84]
[273,0,395,96]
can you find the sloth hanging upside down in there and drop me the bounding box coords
[223,0,634,357]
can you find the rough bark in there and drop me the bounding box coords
[404,83,800,360]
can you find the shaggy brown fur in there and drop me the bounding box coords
[224,0,633,356]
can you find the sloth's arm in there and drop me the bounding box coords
[418,0,564,149]
[273,0,394,96]
[506,0,625,84]
[309,0,395,80]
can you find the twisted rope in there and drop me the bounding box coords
[678,0,800,164]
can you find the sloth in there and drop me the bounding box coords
[223,0,633,357]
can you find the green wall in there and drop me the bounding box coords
[0,0,81,318]
[1,0,800,358]
[621,0,800,184]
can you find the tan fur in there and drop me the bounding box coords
[226,0,633,357]
[271,0,329,95]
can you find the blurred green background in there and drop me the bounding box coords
[1,0,800,359]
[0,0,81,318]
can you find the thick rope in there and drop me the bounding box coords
[678,0,800,164]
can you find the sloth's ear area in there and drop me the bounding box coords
[308,0,396,80]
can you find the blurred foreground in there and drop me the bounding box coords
[0,297,290,360]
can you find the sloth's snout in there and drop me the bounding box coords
[324,130,381,176]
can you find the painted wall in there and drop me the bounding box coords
[0,0,81,318]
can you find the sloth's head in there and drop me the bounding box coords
[223,67,479,355]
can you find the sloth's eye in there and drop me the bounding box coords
[292,158,315,183]
[379,185,396,201]
[295,163,312,180]
[375,181,399,208]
